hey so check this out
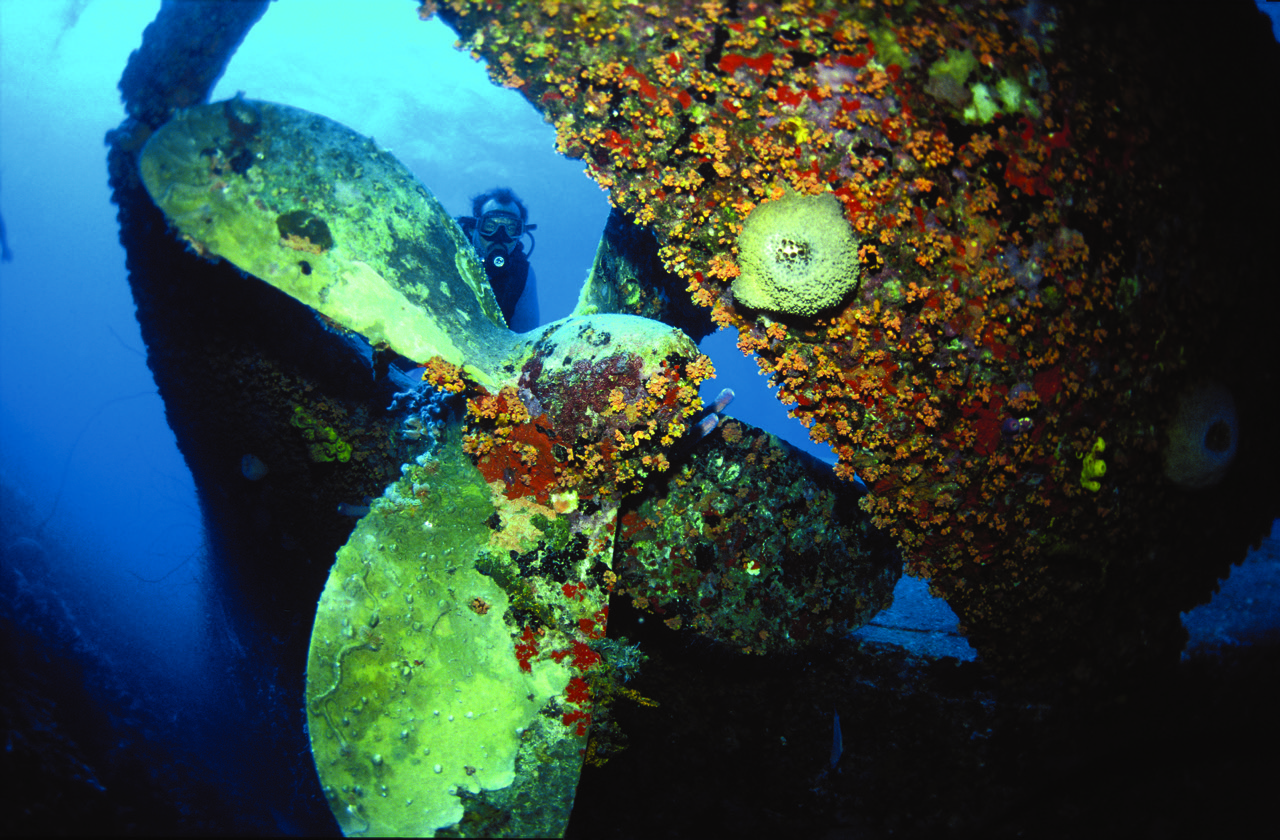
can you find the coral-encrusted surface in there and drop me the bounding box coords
[615,418,900,654]
[434,0,1280,678]
[454,314,714,506]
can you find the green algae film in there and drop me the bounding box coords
[305,427,577,836]
[138,98,516,388]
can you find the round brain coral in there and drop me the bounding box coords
[732,190,860,318]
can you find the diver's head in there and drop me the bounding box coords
[470,188,528,270]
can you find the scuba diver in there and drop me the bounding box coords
[368,187,540,388]
[458,187,539,332]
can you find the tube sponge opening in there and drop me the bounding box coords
[1163,381,1238,489]
[732,189,860,317]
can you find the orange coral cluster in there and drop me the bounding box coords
[432,0,1260,672]
[462,347,711,505]
[418,355,467,393]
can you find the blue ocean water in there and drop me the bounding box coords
[0,1,1276,835]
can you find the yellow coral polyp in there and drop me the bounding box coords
[645,375,670,398]
[291,405,352,463]
[420,356,467,393]
[1080,437,1106,493]
[684,353,716,383]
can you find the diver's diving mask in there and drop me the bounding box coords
[477,211,523,240]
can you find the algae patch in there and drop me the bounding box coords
[306,428,571,836]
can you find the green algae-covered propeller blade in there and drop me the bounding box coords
[139,96,712,837]
[138,96,514,388]
[300,310,705,836]
[306,420,597,837]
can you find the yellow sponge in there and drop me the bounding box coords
[733,189,861,317]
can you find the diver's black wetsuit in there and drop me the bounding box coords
[485,244,530,326]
